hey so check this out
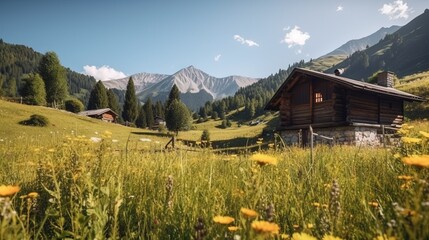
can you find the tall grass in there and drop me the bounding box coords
[1,123,429,239]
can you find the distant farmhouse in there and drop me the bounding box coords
[79,108,118,123]
[265,68,424,146]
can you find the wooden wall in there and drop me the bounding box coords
[277,75,405,129]
[346,91,379,124]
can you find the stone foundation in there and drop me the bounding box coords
[281,126,395,147]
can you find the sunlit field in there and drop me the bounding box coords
[1,116,429,239]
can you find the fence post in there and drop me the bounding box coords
[381,125,386,148]
[310,125,314,165]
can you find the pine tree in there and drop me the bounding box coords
[122,77,138,124]
[20,73,46,105]
[87,80,108,110]
[144,97,154,128]
[166,99,191,134]
[107,89,121,115]
[135,105,147,128]
[154,101,165,119]
[166,84,180,108]
[38,52,68,107]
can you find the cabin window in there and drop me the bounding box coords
[314,92,323,103]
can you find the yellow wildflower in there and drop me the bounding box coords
[28,192,38,198]
[400,208,417,216]
[419,131,429,138]
[402,155,429,168]
[240,207,259,218]
[311,202,320,208]
[228,226,240,232]
[368,201,379,208]
[292,232,317,240]
[323,234,343,240]
[280,234,290,239]
[251,221,280,235]
[213,216,234,225]
[397,175,413,181]
[401,137,422,144]
[250,153,277,166]
[397,128,409,135]
[268,143,275,148]
[307,223,314,229]
[0,185,20,197]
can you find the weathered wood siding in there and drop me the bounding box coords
[332,87,347,122]
[290,80,311,125]
[379,98,403,125]
[277,75,405,129]
[347,91,379,123]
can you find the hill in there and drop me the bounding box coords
[305,26,400,72]
[324,25,400,57]
[327,9,429,80]
[0,39,96,104]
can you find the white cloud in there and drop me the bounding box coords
[83,65,127,81]
[281,26,310,48]
[379,0,409,19]
[336,5,343,12]
[214,54,221,62]
[233,35,259,47]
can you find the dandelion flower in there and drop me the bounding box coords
[0,185,20,197]
[228,226,240,232]
[402,155,429,168]
[292,232,317,240]
[401,137,422,144]
[213,216,234,225]
[240,207,259,218]
[251,221,280,235]
[250,153,277,166]
[419,131,429,138]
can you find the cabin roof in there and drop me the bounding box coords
[265,68,424,111]
[79,108,118,117]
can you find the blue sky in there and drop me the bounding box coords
[0,0,427,80]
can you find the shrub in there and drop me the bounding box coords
[65,99,84,113]
[19,114,50,127]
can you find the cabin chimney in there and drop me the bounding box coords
[377,71,394,88]
[334,68,344,76]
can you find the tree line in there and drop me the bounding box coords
[0,39,95,104]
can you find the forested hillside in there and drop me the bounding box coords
[195,61,305,122]
[328,9,429,80]
[0,39,96,104]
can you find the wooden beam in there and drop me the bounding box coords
[310,79,313,124]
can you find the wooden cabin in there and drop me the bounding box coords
[79,108,118,123]
[265,68,423,146]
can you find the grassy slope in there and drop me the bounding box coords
[0,100,167,148]
[305,55,347,72]
[396,71,429,119]
[0,100,268,148]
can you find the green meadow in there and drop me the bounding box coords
[1,100,429,239]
